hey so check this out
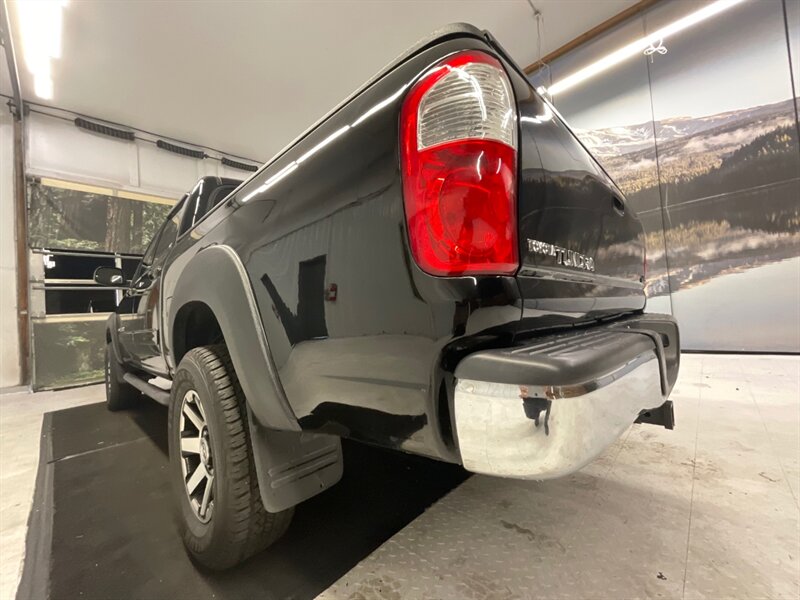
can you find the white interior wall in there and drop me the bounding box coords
[0,43,22,388]
[24,111,251,198]
[6,107,257,388]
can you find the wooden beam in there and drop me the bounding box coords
[524,0,664,74]
[12,117,30,386]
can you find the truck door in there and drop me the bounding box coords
[125,203,182,375]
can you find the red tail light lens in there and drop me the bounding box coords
[401,50,518,276]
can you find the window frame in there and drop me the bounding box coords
[133,194,187,281]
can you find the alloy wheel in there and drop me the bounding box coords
[179,389,215,523]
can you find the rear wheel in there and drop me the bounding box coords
[104,342,140,411]
[168,345,293,570]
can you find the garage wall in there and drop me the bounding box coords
[24,110,254,198]
[0,109,20,388]
[19,107,260,389]
[0,43,21,388]
[531,0,800,352]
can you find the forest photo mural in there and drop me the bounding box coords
[28,181,172,255]
[27,179,174,389]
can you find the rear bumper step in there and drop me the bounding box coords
[453,313,678,480]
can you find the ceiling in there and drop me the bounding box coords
[7,0,636,162]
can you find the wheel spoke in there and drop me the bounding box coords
[195,395,206,420]
[180,436,201,454]
[179,389,215,523]
[183,404,204,431]
[200,474,214,517]
[186,463,207,494]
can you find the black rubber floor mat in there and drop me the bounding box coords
[47,400,168,462]
[18,400,469,600]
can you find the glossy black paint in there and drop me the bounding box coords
[514,88,647,327]
[116,197,185,376]
[112,27,649,463]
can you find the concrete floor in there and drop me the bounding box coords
[1,354,798,600]
[0,384,103,600]
[319,354,800,600]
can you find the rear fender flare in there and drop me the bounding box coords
[168,244,299,432]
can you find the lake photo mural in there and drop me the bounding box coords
[533,0,800,352]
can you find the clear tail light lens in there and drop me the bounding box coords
[401,50,518,276]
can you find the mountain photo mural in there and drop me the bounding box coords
[538,0,800,351]
[575,97,800,299]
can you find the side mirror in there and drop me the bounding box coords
[94,266,127,287]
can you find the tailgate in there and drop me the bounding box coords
[514,90,646,322]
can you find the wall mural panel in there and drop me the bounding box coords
[647,0,799,352]
[28,180,174,390]
[32,318,107,390]
[28,181,171,254]
[789,0,800,117]
[538,0,800,352]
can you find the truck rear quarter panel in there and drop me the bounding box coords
[227,36,524,462]
[163,30,646,463]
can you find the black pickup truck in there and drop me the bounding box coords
[95,24,679,569]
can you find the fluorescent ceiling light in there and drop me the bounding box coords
[14,0,69,100]
[547,0,746,96]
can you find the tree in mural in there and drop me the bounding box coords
[29,182,172,254]
[29,181,175,390]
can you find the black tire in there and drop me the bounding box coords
[104,342,140,411]
[168,344,293,570]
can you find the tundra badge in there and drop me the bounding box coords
[527,239,596,272]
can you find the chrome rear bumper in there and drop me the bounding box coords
[453,314,678,480]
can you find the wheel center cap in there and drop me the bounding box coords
[199,430,212,470]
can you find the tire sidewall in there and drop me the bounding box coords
[168,351,237,558]
[105,342,136,410]
[104,344,112,400]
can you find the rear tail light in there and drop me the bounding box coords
[400,50,518,276]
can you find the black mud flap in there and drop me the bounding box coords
[635,400,675,430]
[248,415,344,512]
